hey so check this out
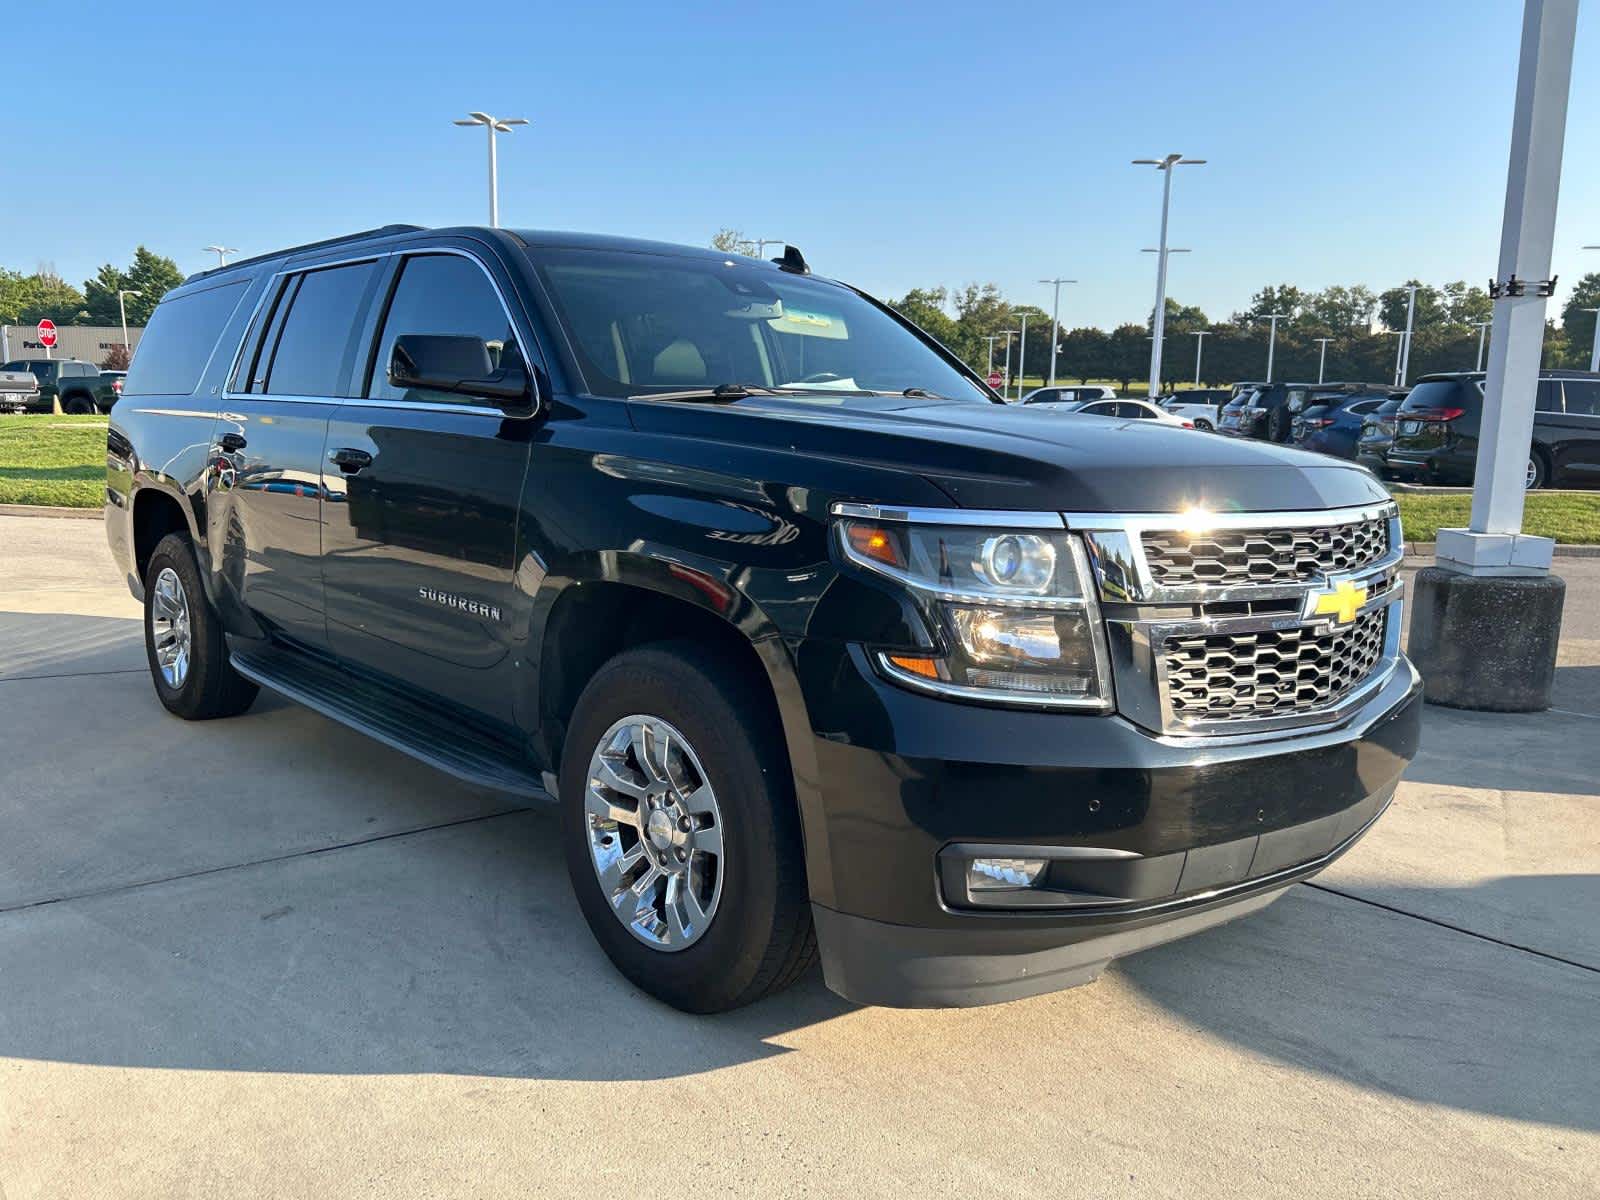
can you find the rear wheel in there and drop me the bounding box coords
[143,533,259,720]
[63,393,96,415]
[560,641,814,1012]
[1194,418,1214,432]
[1266,406,1291,443]
[1526,452,1548,490]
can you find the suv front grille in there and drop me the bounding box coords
[1142,517,1390,587]
[1163,608,1388,724]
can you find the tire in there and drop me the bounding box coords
[143,532,259,720]
[63,394,96,415]
[1266,407,1290,443]
[1194,419,1214,432]
[560,640,815,1012]
[1526,452,1549,490]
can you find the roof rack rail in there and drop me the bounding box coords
[187,224,428,280]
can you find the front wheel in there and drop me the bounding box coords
[1194,418,1214,432]
[1526,453,1548,490]
[560,641,814,1012]
[63,394,96,415]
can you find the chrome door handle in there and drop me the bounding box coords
[329,447,374,474]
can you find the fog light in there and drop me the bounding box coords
[967,857,1048,891]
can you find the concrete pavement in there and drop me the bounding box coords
[1,515,1596,1198]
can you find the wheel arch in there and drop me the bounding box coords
[131,485,199,586]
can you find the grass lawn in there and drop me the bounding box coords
[0,414,107,508]
[1393,491,1600,545]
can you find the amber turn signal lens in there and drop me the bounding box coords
[885,654,941,680]
[846,522,902,567]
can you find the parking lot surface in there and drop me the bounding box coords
[1,514,1597,1198]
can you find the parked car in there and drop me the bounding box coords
[1355,396,1407,476]
[0,365,42,413]
[0,359,121,413]
[1292,391,1396,460]
[1215,388,1258,436]
[1030,396,1195,428]
[102,369,128,405]
[1019,384,1116,405]
[108,223,1419,1013]
[1158,387,1231,431]
[1385,370,1600,489]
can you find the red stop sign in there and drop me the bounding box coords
[987,371,1003,389]
[37,319,57,348]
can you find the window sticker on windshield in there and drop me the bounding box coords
[768,308,848,340]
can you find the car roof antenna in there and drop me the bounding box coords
[773,245,810,275]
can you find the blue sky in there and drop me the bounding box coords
[5,1,1597,328]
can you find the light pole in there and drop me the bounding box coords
[1016,314,1029,401]
[1256,313,1289,382]
[999,330,1019,400]
[1474,320,1492,370]
[1133,153,1206,399]
[1039,276,1077,386]
[116,289,142,348]
[1314,336,1333,384]
[453,111,529,227]
[1398,284,1420,384]
[1386,330,1408,386]
[203,245,236,267]
[1583,308,1600,372]
[1191,330,1208,386]
[752,238,786,259]
[984,335,1000,378]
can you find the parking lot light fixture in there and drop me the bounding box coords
[752,238,786,260]
[1255,312,1289,382]
[999,329,1019,399]
[203,245,236,267]
[116,289,142,349]
[1474,320,1492,370]
[1133,154,1205,399]
[1191,329,1208,385]
[984,335,1000,378]
[454,112,529,228]
[1314,336,1333,384]
[1398,284,1420,385]
[1016,314,1029,401]
[1039,277,1077,386]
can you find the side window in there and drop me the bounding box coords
[1351,400,1382,415]
[1120,401,1154,418]
[1535,380,1563,414]
[366,254,519,402]
[123,280,249,397]
[1561,380,1600,416]
[262,261,378,397]
[1081,401,1115,416]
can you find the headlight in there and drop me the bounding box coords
[834,509,1113,710]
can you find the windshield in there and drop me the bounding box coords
[528,248,989,402]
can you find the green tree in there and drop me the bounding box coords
[888,286,960,351]
[1558,272,1600,368]
[1441,281,1492,328]
[1238,284,1308,323]
[1303,284,1378,331]
[1378,281,1445,331]
[83,247,184,326]
[1060,326,1110,383]
[1107,323,1149,392]
[0,268,88,325]
[709,228,746,253]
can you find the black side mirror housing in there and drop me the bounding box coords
[389,334,532,409]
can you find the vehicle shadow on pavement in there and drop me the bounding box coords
[1118,880,1599,1133]
[1397,699,1600,797]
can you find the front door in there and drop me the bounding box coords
[321,250,534,723]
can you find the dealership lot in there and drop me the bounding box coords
[1,513,1596,1198]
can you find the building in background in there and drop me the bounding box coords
[0,325,144,365]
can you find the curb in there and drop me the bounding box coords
[0,504,103,520]
[1404,541,1600,559]
[1388,482,1594,496]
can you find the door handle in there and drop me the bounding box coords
[219,432,247,453]
[329,447,374,474]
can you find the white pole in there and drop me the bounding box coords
[1315,337,1332,384]
[1192,330,1208,385]
[1002,333,1013,397]
[1260,313,1287,382]
[1584,308,1600,372]
[985,336,997,377]
[1392,330,1406,386]
[1475,320,1491,370]
[1399,285,1419,384]
[118,292,129,349]
[1017,314,1028,401]
[487,122,499,227]
[1149,165,1175,399]
[1459,0,1578,561]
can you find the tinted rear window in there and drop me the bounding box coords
[124,281,248,396]
[1400,380,1478,415]
[1562,380,1600,416]
[264,261,378,397]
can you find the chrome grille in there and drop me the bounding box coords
[1142,517,1390,587]
[1163,609,1388,723]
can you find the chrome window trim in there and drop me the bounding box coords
[829,502,1065,529]
[219,244,539,418]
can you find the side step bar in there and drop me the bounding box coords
[230,643,553,802]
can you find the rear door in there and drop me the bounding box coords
[1540,378,1600,484]
[214,257,384,650]
[320,247,536,723]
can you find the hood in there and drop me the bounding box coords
[626,394,1391,514]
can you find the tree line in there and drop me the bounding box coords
[0,248,186,332]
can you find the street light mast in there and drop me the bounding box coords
[454,111,529,227]
[1038,276,1077,386]
[1132,153,1205,398]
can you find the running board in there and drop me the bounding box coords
[230,643,553,801]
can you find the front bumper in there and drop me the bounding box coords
[796,640,1421,1007]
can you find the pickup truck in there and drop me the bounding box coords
[0,365,41,412]
[0,358,121,413]
[107,225,1420,1012]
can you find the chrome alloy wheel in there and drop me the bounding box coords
[1526,457,1538,489]
[150,566,192,688]
[584,715,725,951]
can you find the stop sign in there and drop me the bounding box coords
[987,371,1003,389]
[36,319,57,348]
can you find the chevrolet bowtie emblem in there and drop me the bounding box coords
[1305,578,1369,625]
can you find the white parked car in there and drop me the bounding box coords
[1024,395,1196,428]
[1156,388,1232,431]
[1018,385,1117,406]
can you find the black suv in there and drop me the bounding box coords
[107,225,1419,1012]
[1385,370,1600,489]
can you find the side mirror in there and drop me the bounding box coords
[389,334,531,407]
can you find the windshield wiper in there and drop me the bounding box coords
[634,383,801,403]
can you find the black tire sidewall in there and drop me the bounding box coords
[143,533,249,719]
[559,644,796,1013]
[1528,453,1548,490]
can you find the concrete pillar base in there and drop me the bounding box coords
[1407,567,1564,712]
